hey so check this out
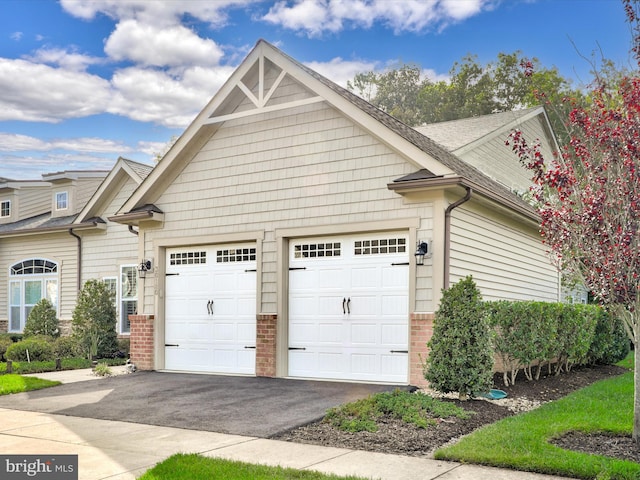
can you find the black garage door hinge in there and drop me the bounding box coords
[289,267,307,271]
[166,273,180,276]
[390,350,408,354]
[245,269,257,272]
[391,262,410,266]
[244,346,256,349]
[165,344,179,347]
[288,347,307,350]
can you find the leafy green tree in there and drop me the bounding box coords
[23,299,59,338]
[424,276,494,400]
[347,64,428,125]
[72,279,118,359]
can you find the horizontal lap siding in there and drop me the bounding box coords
[460,116,554,196]
[82,177,140,282]
[0,233,79,323]
[449,205,559,301]
[144,97,434,313]
[16,187,50,220]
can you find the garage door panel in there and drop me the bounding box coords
[350,323,377,345]
[318,322,343,343]
[289,233,409,383]
[381,265,409,288]
[350,266,378,289]
[165,245,256,375]
[380,323,408,345]
[381,294,409,315]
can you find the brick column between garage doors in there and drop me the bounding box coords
[129,314,155,370]
[410,312,434,388]
[256,314,277,377]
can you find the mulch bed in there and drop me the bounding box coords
[273,364,639,461]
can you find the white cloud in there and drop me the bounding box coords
[263,0,495,36]
[0,132,130,154]
[105,20,224,68]
[0,152,122,179]
[304,57,378,87]
[26,47,101,71]
[60,0,255,27]
[11,32,23,41]
[108,65,233,128]
[0,58,111,122]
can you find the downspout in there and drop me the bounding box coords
[128,225,139,235]
[443,186,472,290]
[68,229,82,292]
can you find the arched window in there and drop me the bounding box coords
[9,258,58,332]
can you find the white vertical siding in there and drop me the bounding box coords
[449,203,559,302]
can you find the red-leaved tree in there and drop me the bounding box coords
[507,0,640,441]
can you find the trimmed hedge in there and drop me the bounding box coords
[487,301,628,386]
[5,338,54,362]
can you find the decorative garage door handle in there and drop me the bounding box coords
[207,300,214,315]
[342,298,351,314]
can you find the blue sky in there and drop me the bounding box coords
[0,0,633,179]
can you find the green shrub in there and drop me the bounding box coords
[93,362,112,377]
[72,279,118,359]
[588,307,631,365]
[0,335,14,361]
[5,338,54,362]
[424,276,494,399]
[52,336,81,359]
[23,299,59,338]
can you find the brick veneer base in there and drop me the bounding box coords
[410,312,435,387]
[129,314,155,370]
[0,319,7,334]
[256,314,277,377]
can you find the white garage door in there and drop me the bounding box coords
[164,245,257,374]
[288,233,409,383]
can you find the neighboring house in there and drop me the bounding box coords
[0,158,152,336]
[107,40,561,387]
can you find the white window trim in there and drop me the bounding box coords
[8,259,59,333]
[0,199,10,218]
[119,265,137,335]
[55,191,68,211]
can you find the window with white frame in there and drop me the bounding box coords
[102,277,117,309]
[55,192,68,210]
[9,259,58,332]
[120,266,137,334]
[0,200,10,218]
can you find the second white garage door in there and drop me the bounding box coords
[164,245,257,374]
[288,233,409,383]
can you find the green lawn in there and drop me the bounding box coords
[0,374,60,395]
[436,366,639,479]
[138,454,365,480]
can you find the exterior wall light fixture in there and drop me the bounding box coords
[415,241,430,266]
[138,259,152,278]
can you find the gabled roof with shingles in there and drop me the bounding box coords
[115,39,538,220]
[414,108,540,152]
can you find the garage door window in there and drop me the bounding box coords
[216,248,256,262]
[293,242,341,258]
[354,238,406,255]
[170,251,206,265]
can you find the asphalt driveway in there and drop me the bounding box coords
[0,372,403,437]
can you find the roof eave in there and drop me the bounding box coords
[108,210,165,226]
[0,220,106,239]
[388,176,540,224]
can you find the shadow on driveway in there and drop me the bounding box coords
[0,372,404,437]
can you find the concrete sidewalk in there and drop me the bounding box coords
[1,369,568,480]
